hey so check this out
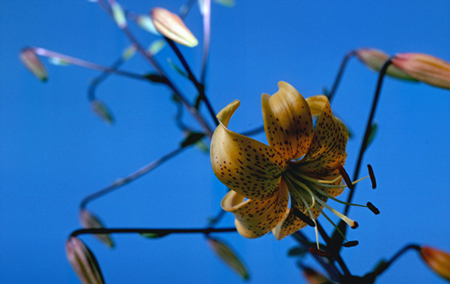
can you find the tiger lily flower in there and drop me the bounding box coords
[211,81,362,241]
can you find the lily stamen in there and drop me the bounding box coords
[313,203,348,243]
[314,197,359,229]
[338,164,354,190]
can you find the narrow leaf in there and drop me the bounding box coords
[144,73,170,85]
[121,45,137,61]
[213,0,235,7]
[48,57,71,66]
[147,39,166,56]
[367,123,378,147]
[207,237,250,280]
[167,58,188,78]
[329,219,348,255]
[111,1,126,28]
[139,232,170,239]
[181,132,205,148]
[136,15,159,35]
[194,95,202,110]
[287,246,307,257]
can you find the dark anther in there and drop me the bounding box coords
[367,202,380,215]
[338,164,354,190]
[351,221,359,229]
[367,164,377,189]
[342,240,359,247]
[292,208,315,227]
[309,247,332,257]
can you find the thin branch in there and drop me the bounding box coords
[71,227,237,237]
[80,146,186,209]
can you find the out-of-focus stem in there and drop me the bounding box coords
[200,0,211,85]
[80,146,186,209]
[31,47,147,81]
[97,0,214,137]
[344,59,392,215]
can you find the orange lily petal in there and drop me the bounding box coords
[297,95,348,176]
[221,180,289,238]
[262,81,314,161]
[211,100,287,200]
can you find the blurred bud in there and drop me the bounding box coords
[147,39,166,56]
[111,1,126,28]
[207,237,250,280]
[136,15,159,35]
[66,237,105,284]
[150,8,198,47]
[20,48,48,82]
[79,209,114,248]
[355,48,415,81]
[301,265,331,284]
[420,246,450,281]
[121,45,137,61]
[392,53,450,90]
[91,100,114,125]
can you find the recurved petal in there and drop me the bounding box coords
[221,180,289,238]
[211,101,287,200]
[298,95,348,176]
[262,82,314,161]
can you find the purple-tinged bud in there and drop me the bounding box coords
[20,48,48,82]
[65,237,105,284]
[79,209,114,248]
[150,8,198,47]
[420,246,450,281]
[207,237,250,280]
[392,53,450,90]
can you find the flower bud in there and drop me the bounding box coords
[207,237,249,280]
[355,48,415,81]
[111,1,126,28]
[91,100,114,125]
[150,8,198,47]
[79,209,114,248]
[420,246,450,281]
[65,237,105,284]
[20,48,48,82]
[392,53,450,89]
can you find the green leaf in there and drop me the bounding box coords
[367,122,378,147]
[147,39,166,56]
[111,2,126,28]
[194,140,210,154]
[207,237,250,280]
[287,246,307,257]
[329,219,348,255]
[181,132,205,148]
[91,100,114,125]
[167,58,188,78]
[194,95,202,110]
[213,0,235,7]
[139,232,170,239]
[144,73,170,85]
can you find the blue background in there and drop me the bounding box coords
[1,0,450,283]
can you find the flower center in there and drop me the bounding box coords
[281,166,378,250]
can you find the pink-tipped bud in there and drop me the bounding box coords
[392,53,450,90]
[65,237,105,284]
[79,209,114,248]
[91,100,114,125]
[20,48,48,82]
[420,246,450,281]
[207,237,250,280]
[355,48,415,81]
[150,8,198,47]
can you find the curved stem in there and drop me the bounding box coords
[71,227,237,237]
[328,51,356,103]
[165,38,219,126]
[344,59,392,215]
[374,244,421,276]
[88,55,127,101]
[80,146,186,209]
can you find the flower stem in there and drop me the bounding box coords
[327,50,356,103]
[344,59,392,215]
[71,227,237,237]
[165,38,219,126]
[373,244,421,276]
[88,55,127,101]
[80,146,186,209]
[199,0,211,85]
[31,47,147,82]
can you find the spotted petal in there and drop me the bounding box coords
[298,95,348,176]
[211,100,287,200]
[262,82,314,161]
[222,180,289,238]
